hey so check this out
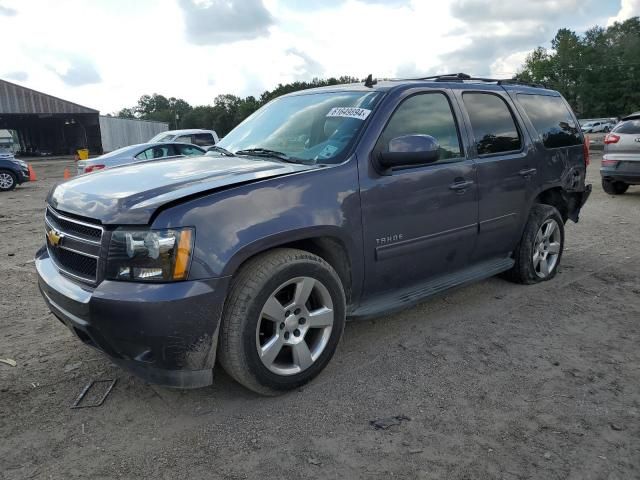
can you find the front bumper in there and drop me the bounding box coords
[36,246,230,388]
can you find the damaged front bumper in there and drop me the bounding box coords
[35,246,230,388]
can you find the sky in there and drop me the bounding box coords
[0,0,637,114]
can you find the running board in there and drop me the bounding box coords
[349,257,514,320]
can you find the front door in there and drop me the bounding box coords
[358,90,479,299]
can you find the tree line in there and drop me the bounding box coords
[517,17,640,118]
[115,17,639,134]
[115,76,360,136]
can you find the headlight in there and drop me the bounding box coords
[106,228,194,282]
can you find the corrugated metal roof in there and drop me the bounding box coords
[0,79,98,114]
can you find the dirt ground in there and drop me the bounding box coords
[1,152,639,480]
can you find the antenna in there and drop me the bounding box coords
[364,74,377,88]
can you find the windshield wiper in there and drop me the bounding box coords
[234,148,301,163]
[208,145,235,156]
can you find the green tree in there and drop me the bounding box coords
[517,17,640,118]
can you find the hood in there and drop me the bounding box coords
[48,155,316,224]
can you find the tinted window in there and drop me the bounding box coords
[463,93,521,155]
[518,94,582,148]
[613,119,640,134]
[376,93,462,162]
[193,133,215,146]
[176,135,192,143]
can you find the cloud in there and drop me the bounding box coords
[47,56,102,87]
[451,0,585,23]
[178,0,274,45]
[440,0,616,77]
[285,48,324,80]
[608,0,640,25]
[278,0,410,10]
[0,4,16,16]
[442,32,549,76]
[4,71,28,81]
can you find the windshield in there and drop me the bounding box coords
[149,133,175,143]
[217,90,383,164]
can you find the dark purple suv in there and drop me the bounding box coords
[36,74,591,394]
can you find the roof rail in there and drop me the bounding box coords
[391,72,547,89]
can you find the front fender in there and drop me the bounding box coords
[152,160,363,289]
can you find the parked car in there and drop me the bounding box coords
[76,142,205,174]
[148,129,219,147]
[0,153,29,191]
[36,74,591,394]
[600,112,640,194]
[582,120,615,133]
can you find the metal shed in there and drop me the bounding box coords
[0,79,100,155]
[0,79,168,156]
[99,116,168,152]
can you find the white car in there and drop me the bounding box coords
[581,121,615,133]
[148,129,219,147]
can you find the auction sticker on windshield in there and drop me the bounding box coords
[326,107,372,120]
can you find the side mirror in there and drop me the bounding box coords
[376,134,440,175]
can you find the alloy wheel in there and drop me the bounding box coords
[256,276,334,376]
[0,172,14,190]
[533,219,561,278]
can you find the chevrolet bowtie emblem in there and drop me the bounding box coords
[46,228,64,247]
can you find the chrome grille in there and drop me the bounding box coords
[45,207,103,283]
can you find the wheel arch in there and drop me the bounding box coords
[222,228,358,306]
[532,185,588,224]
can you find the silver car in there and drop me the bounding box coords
[600,112,640,194]
[76,142,205,175]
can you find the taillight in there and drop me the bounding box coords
[583,137,590,167]
[604,134,620,144]
[85,164,105,173]
[601,159,619,167]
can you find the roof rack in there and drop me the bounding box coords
[392,72,547,89]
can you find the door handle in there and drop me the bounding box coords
[519,168,537,178]
[449,179,474,192]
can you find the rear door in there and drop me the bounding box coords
[358,89,479,298]
[454,88,537,260]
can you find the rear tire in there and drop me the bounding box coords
[0,170,17,192]
[602,179,629,195]
[503,204,564,284]
[218,248,346,395]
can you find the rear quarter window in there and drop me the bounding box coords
[613,119,640,134]
[517,94,582,148]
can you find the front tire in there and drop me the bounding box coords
[602,179,629,195]
[0,170,17,192]
[504,204,565,284]
[218,248,346,395]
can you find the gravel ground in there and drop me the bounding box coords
[1,153,639,480]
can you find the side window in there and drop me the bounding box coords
[177,145,203,156]
[176,135,192,144]
[135,148,152,160]
[137,146,172,160]
[376,92,463,162]
[463,93,522,155]
[517,94,582,148]
[193,133,215,146]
